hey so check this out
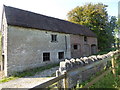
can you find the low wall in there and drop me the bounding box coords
[56,50,120,88]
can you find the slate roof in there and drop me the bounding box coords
[4,5,96,37]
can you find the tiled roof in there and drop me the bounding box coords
[4,5,96,37]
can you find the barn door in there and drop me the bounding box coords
[91,44,97,54]
[84,44,90,56]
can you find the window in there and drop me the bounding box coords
[51,35,57,42]
[43,53,50,61]
[58,52,64,59]
[73,45,78,50]
[84,36,87,42]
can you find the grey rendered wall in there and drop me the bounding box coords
[7,26,71,75]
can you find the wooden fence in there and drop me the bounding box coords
[29,50,120,89]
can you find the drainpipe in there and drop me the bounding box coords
[65,36,67,52]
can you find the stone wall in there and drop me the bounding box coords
[57,50,119,88]
[70,35,97,58]
[6,25,71,76]
[70,35,84,58]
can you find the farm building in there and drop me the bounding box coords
[0,5,97,77]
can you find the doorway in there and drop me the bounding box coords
[1,55,4,71]
[84,44,90,56]
[91,44,97,55]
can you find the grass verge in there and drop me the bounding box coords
[0,63,59,83]
[90,57,120,88]
[77,54,120,88]
[90,72,120,88]
[76,66,109,88]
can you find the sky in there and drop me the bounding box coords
[0,0,119,21]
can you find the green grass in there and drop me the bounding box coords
[90,72,120,88]
[0,63,59,83]
[77,55,120,89]
[76,66,108,88]
[0,76,18,83]
[91,56,120,89]
[75,52,120,89]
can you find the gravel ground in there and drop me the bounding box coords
[0,66,59,89]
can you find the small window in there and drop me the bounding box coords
[51,35,57,42]
[74,45,78,50]
[43,53,50,61]
[84,36,87,42]
[58,52,64,59]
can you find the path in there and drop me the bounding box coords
[0,66,59,89]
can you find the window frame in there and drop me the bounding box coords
[51,34,57,42]
[58,52,64,59]
[43,52,50,61]
[73,44,78,50]
[84,36,87,42]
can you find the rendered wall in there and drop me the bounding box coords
[1,10,8,76]
[7,26,71,75]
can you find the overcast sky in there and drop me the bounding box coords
[0,0,119,21]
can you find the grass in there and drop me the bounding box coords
[75,48,120,89]
[90,57,120,88]
[0,63,59,83]
[90,72,120,88]
[0,76,18,83]
[76,66,109,88]
[77,54,120,89]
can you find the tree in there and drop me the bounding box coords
[106,16,117,48]
[67,3,116,50]
[114,18,120,48]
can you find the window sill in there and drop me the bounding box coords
[74,49,78,51]
[51,41,58,43]
[43,60,50,62]
[59,58,64,60]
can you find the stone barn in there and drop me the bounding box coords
[0,5,97,77]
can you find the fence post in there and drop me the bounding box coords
[64,71,68,90]
[111,55,116,76]
[56,70,62,89]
